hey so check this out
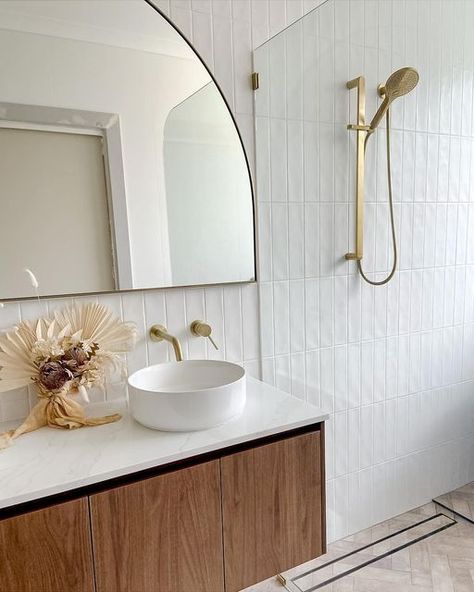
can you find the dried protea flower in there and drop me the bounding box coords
[38,361,73,392]
[64,345,88,366]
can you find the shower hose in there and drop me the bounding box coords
[356,108,398,286]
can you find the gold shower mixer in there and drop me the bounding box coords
[345,67,419,284]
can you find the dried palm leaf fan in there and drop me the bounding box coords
[0,302,137,449]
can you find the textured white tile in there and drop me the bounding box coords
[275,354,290,393]
[360,279,375,341]
[319,277,334,348]
[290,352,305,400]
[360,405,374,469]
[373,339,386,402]
[257,202,272,282]
[269,118,287,202]
[121,292,147,374]
[303,16,318,122]
[251,12,269,49]
[261,356,275,385]
[347,406,360,474]
[223,286,243,362]
[212,0,231,18]
[269,34,286,119]
[18,299,48,326]
[373,280,387,338]
[305,278,319,350]
[361,340,374,406]
[320,346,334,413]
[334,345,348,412]
[212,15,234,109]
[232,18,253,114]
[399,271,411,334]
[255,117,270,198]
[305,349,320,406]
[285,0,302,25]
[334,275,348,345]
[347,343,361,409]
[273,281,290,356]
[385,336,398,399]
[334,203,349,276]
[304,203,320,277]
[303,121,319,201]
[243,359,260,379]
[271,202,289,280]
[232,0,250,21]
[241,283,260,360]
[259,282,274,358]
[289,280,305,353]
[184,289,206,360]
[347,274,362,342]
[268,0,286,38]
[319,203,335,277]
[192,9,213,67]
[334,410,348,478]
[287,120,304,202]
[169,6,193,37]
[204,287,225,360]
[144,291,169,364]
[410,270,423,333]
[286,21,303,121]
[288,203,304,279]
[454,266,466,325]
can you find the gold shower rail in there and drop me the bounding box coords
[345,76,371,261]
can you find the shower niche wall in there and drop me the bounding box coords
[254,0,474,542]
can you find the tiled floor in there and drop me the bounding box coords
[244,499,474,592]
[434,483,474,524]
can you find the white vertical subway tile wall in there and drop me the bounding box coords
[254,0,474,542]
[2,0,474,546]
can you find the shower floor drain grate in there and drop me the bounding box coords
[278,513,456,592]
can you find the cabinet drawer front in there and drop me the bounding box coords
[221,431,324,592]
[90,460,224,592]
[0,498,94,592]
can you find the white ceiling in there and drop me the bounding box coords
[0,0,197,60]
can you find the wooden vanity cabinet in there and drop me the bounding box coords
[221,431,324,592]
[0,425,325,592]
[0,498,94,592]
[89,460,224,592]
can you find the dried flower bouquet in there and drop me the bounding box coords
[0,303,136,449]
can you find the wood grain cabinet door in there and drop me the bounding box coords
[221,431,324,592]
[0,498,94,592]
[90,460,224,592]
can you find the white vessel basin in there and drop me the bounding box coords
[128,360,246,431]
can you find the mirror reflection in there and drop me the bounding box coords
[0,0,255,300]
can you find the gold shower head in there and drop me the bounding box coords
[369,67,419,131]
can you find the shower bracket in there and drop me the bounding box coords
[345,75,370,261]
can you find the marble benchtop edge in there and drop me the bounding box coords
[0,377,328,510]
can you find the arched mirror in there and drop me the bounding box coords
[0,0,255,300]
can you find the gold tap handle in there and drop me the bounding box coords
[207,334,218,350]
[190,320,219,350]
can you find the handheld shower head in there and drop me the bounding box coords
[369,67,419,131]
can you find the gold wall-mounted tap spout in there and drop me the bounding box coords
[149,324,183,362]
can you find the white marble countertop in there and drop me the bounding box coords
[0,377,328,510]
